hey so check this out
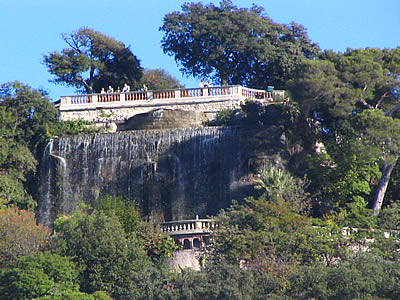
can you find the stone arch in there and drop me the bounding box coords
[193,238,201,248]
[183,239,191,249]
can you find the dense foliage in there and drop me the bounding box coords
[0,81,60,209]
[287,47,400,216]
[141,68,184,90]
[0,81,99,210]
[1,1,400,298]
[0,207,50,268]
[160,0,319,88]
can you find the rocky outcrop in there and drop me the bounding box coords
[121,109,208,130]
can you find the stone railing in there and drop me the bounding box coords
[160,219,217,236]
[59,85,280,109]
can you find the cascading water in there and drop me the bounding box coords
[169,154,186,219]
[37,140,54,227]
[37,127,243,226]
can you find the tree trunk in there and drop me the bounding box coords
[372,157,398,216]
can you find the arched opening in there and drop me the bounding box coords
[183,239,191,249]
[193,238,201,248]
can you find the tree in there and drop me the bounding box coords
[286,254,400,299]
[351,109,400,215]
[254,163,310,213]
[0,81,62,209]
[0,252,81,299]
[43,27,143,94]
[52,208,153,298]
[0,109,36,209]
[288,48,400,216]
[141,68,183,90]
[160,1,319,88]
[0,207,50,268]
[0,81,60,152]
[94,195,177,265]
[161,261,284,299]
[212,165,348,267]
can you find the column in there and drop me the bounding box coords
[92,95,98,104]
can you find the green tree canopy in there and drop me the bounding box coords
[286,254,400,299]
[287,47,400,216]
[52,207,153,298]
[0,252,81,299]
[0,81,60,151]
[212,165,349,268]
[160,0,319,88]
[94,195,177,265]
[141,68,183,90]
[43,27,143,94]
[0,81,62,209]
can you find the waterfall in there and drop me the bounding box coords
[37,140,53,226]
[37,127,243,225]
[170,154,185,219]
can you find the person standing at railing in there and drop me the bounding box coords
[199,80,205,88]
[122,83,130,93]
[107,85,114,93]
[100,88,106,94]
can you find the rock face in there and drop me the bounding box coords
[121,108,208,130]
[37,127,244,226]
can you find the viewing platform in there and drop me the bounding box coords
[161,218,217,236]
[58,85,286,124]
[161,218,216,250]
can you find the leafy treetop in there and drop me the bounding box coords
[160,0,319,89]
[43,27,143,94]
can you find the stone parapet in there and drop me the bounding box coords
[161,219,216,236]
[59,85,286,123]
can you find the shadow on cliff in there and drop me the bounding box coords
[90,125,291,222]
[36,125,292,226]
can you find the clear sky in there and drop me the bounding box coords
[1,0,399,101]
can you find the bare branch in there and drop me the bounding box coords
[358,100,374,110]
[374,92,389,109]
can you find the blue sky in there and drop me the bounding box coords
[1,0,399,101]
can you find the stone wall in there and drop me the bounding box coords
[167,249,201,271]
[60,98,245,124]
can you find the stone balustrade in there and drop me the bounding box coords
[160,218,217,236]
[60,85,279,108]
[59,85,286,123]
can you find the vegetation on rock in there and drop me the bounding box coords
[0,1,399,298]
